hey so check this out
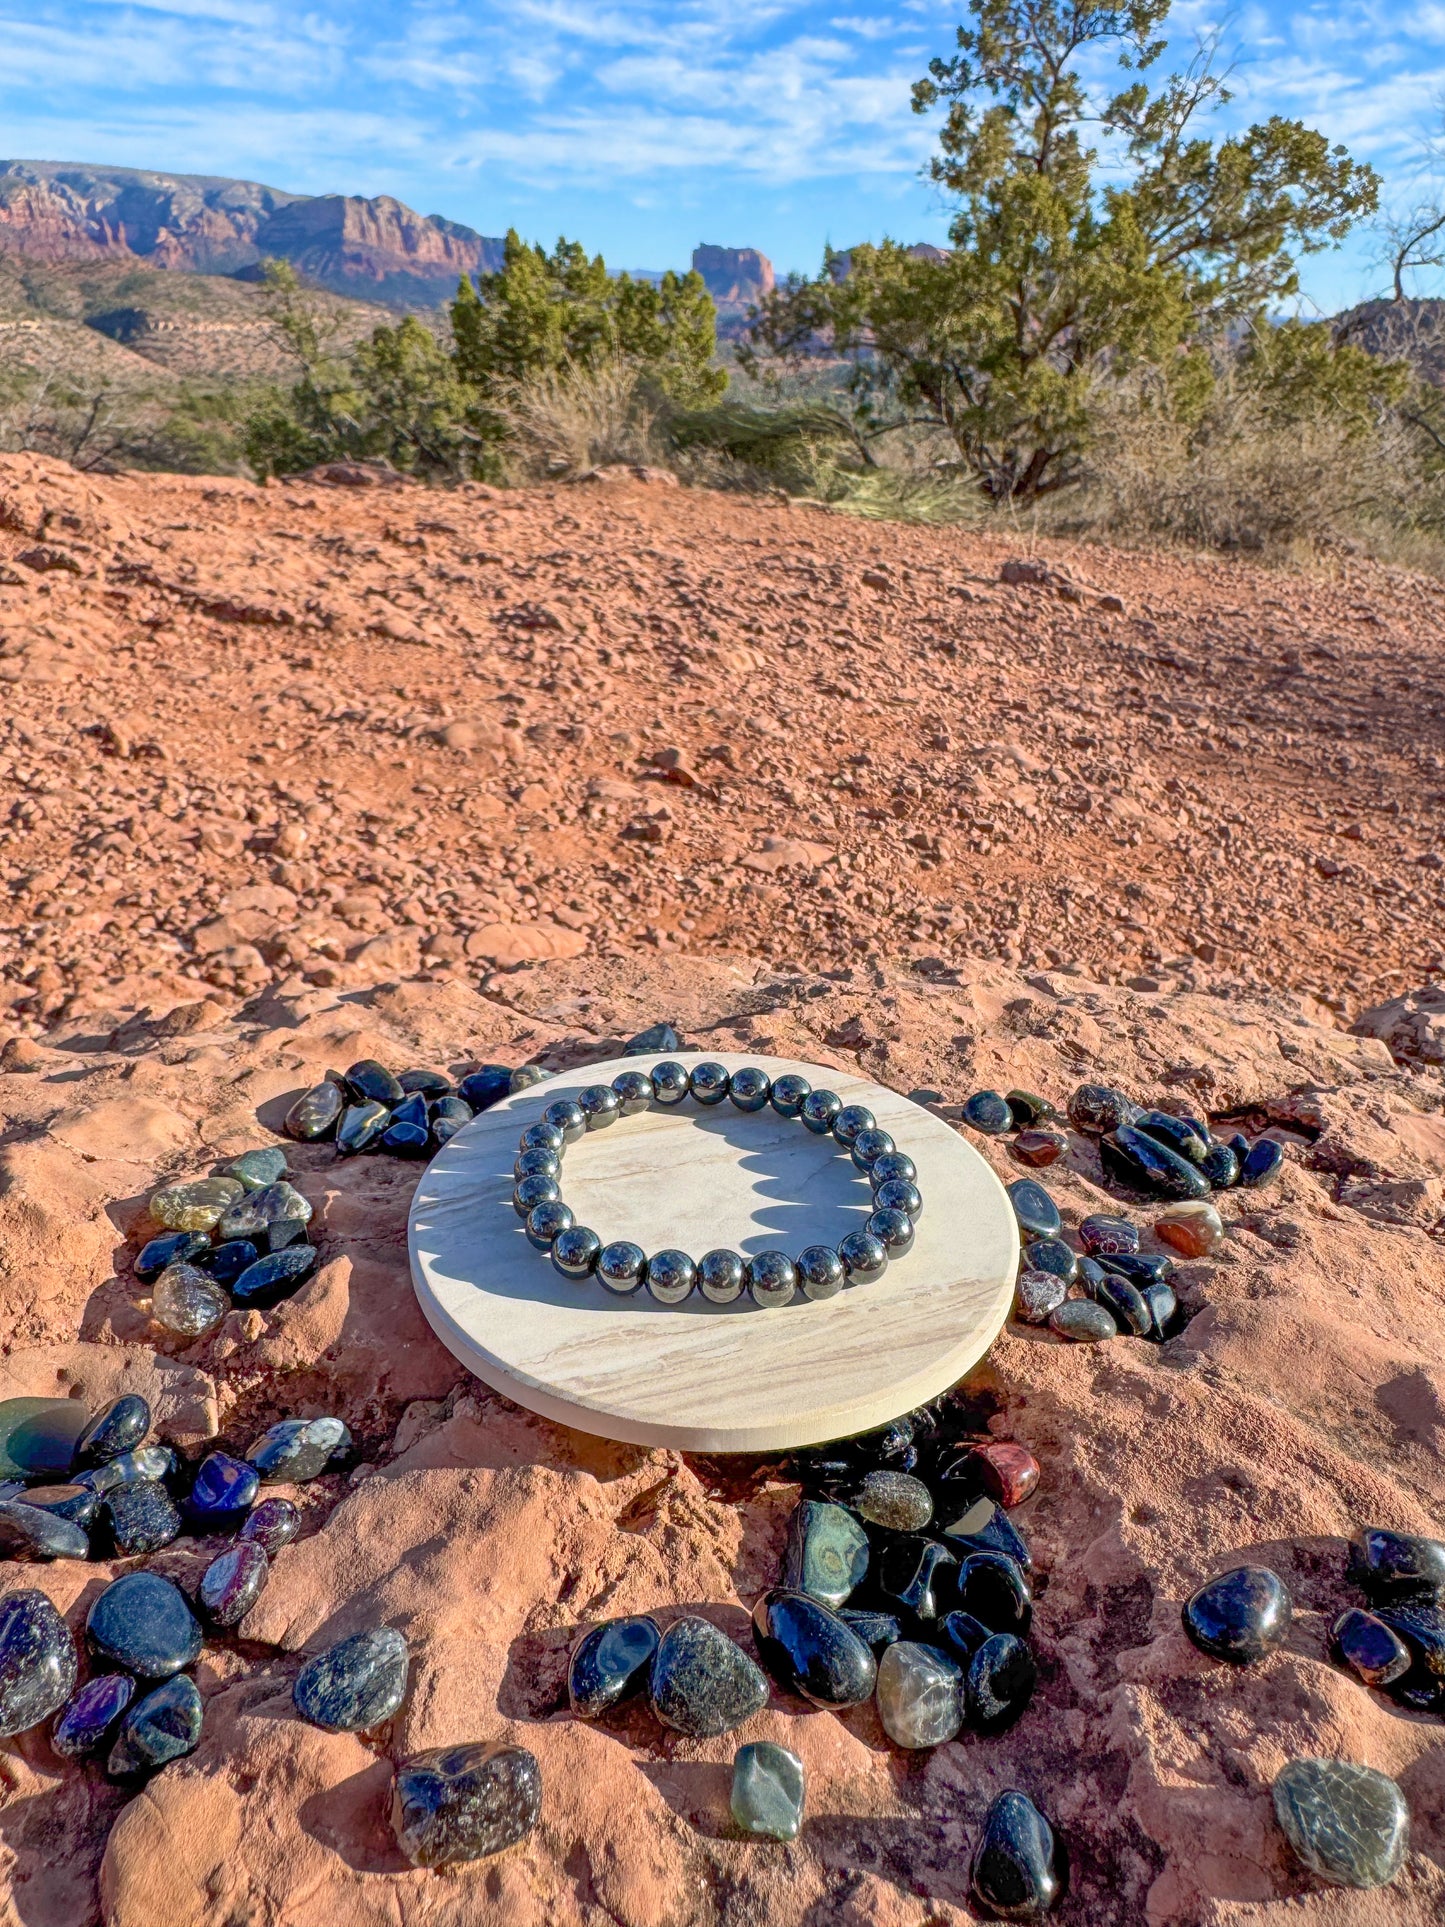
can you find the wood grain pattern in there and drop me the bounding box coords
[408,1051,1019,1451]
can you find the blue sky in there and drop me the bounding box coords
[3,1,1445,309]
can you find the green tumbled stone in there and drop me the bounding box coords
[223,1147,289,1191]
[1273,1758,1408,1889]
[0,1398,89,1481]
[731,1741,805,1841]
[147,1176,243,1232]
[781,1500,869,1609]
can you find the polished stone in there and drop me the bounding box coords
[646,1249,696,1305]
[284,1081,344,1141]
[832,1104,876,1147]
[218,1181,313,1250]
[867,1207,916,1257]
[399,1068,453,1098]
[101,1479,182,1556]
[21,1483,99,1527]
[649,1060,691,1105]
[956,1551,1033,1635]
[568,1614,661,1718]
[152,1263,230,1337]
[944,1497,1034,1574]
[1099,1251,1175,1290]
[1094,1272,1153,1338]
[0,1397,88,1480]
[1350,1528,1445,1602]
[0,1501,88,1560]
[1375,1601,1445,1704]
[52,1672,135,1758]
[196,1239,260,1289]
[1049,1300,1117,1342]
[1023,1238,1076,1284]
[231,1244,318,1309]
[1067,1084,1138,1136]
[752,1589,877,1706]
[1240,1138,1286,1188]
[837,1231,888,1287]
[0,1589,77,1737]
[875,1640,962,1748]
[87,1571,202,1678]
[1006,1180,1061,1241]
[855,1471,932,1532]
[870,1151,918,1191]
[392,1742,543,1867]
[688,1061,731,1106]
[1006,1090,1056,1129]
[852,1127,897,1172]
[970,1789,1066,1919]
[239,1495,302,1558]
[578,1083,622,1130]
[389,1093,430,1132]
[551,1226,602,1281]
[838,1609,902,1652]
[799,1089,843,1135]
[510,1065,550,1094]
[1141,1281,1179,1338]
[729,1066,773,1113]
[608,1070,653,1116]
[247,1417,350,1483]
[135,1230,211,1283]
[968,1443,1041,1509]
[1272,1758,1408,1890]
[518,1120,566,1156]
[148,1175,243,1232]
[199,1540,269,1627]
[874,1535,957,1623]
[457,1065,512,1110]
[430,1096,474,1148]
[963,1090,1013,1136]
[747,1250,798,1308]
[336,1100,391,1155]
[108,1674,203,1777]
[1134,1110,1208,1165]
[224,1145,289,1191]
[626,1021,681,1055]
[344,1059,405,1106]
[697,1247,746,1303]
[769,1073,812,1118]
[781,1499,869,1608]
[1102,1127,1211,1201]
[1078,1214,1140,1257]
[1331,1608,1411,1687]
[185,1451,259,1527]
[795,1245,845,1301]
[965,1632,1038,1730]
[513,1172,562,1217]
[76,1444,173,1496]
[1201,1140,1240,1188]
[294,1627,410,1731]
[937,1608,992,1663]
[1012,1130,1067,1168]
[649,1616,769,1737]
[731,1740,805,1841]
[1015,1271,1067,1324]
[1154,1199,1225,1257]
[1182,1566,1292,1664]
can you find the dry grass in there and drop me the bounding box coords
[494,357,662,478]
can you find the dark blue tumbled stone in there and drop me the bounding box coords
[52,1672,134,1758]
[874,1536,957,1624]
[382,1120,431,1158]
[838,1609,902,1653]
[1375,1600,1445,1706]
[344,1059,404,1106]
[1134,1110,1208,1165]
[1225,1131,1251,1164]
[239,1495,301,1558]
[389,1092,429,1130]
[294,1626,409,1731]
[1240,1138,1285,1188]
[1023,1238,1076,1283]
[0,1501,88,1561]
[231,1244,318,1310]
[963,1090,1013,1136]
[1102,1127,1211,1201]
[87,1571,202,1678]
[134,1231,210,1283]
[568,1614,661,1718]
[625,1022,681,1056]
[336,1101,390,1155]
[0,1589,77,1736]
[965,1632,1038,1730]
[199,1541,269,1627]
[184,1452,259,1527]
[1099,1251,1174,1290]
[196,1239,260,1289]
[1183,1565,1292,1664]
[752,1590,877,1707]
[247,1417,350,1483]
[1006,1180,1061,1241]
[76,1395,151,1469]
[392,1742,543,1868]
[108,1674,203,1777]
[955,1551,1033,1635]
[1332,1608,1411,1687]
[1350,1528,1445,1603]
[1201,1141,1240,1189]
[971,1789,1067,1919]
[937,1608,991,1661]
[16,1483,98,1526]
[648,1616,769,1738]
[457,1065,512,1110]
[100,1480,182,1556]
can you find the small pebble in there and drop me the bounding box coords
[1134,1109,1208,1165]
[649,1616,769,1738]
[1154,1200,1224,1257]
[399,1068,453,1097]
[247,1417,350,1483]
[285,1081,345,1141]
[1015,1270,1067,1324]
[1102,1126,1211,1201]
[1078,1214,1139,1257]
[1331,1607,1411,1687]
[1094,1272,1153,1338]
[223,1146,289,1191]
[108,1674,203,1777]
[239,1496,302,1558]
[968,1442,1041,1509]
[731,1741,805,1841]
[294,1627,409,1731]
[152,1263,229,1338]
[1182,1565,1292,1664]
[568,1614,661,1718]
[1011,1130,1066,1168]
[944,1497,1034,1573]
[1005,1090,1055,1129]
[344,1059,404,1105]
[336,1101,391,1155]
[147,1176,243,1232]
[184,1452,259,1527]
[838,1609,902,1652]
[625,1021,680,1055]
[1373,1600,1445,1705]
[52,1673,135,1758]
[87,1571,202,1678]
[1201,1140,1240,1188]
[196,1239,259,1289]
[963,1091,1013,1136]
[874,1640,962,1748]
[1240,1138,1285,1188]
[1006,1180,1061,1241]
[100,1480,182,1556]
[0,1589,77,1737]
[457,1065,512,1109]
[392,1742,543,1867]
[1049,1300,1117,1343]
[855,1470,932,1532]
[1272,1758,1408,1890]
[971,1789,1067,1919]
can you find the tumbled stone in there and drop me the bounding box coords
[1023,1238,1076,1283]
[389,1093,430,1133]
[1049,1300,1117,1342]
[1154,1199,1225,1257]
[52,1673,135,1758]
[568,1614,661,1718]
[875,1640,961,1748]
[971,1789,1066,1919]
[874,1535,957,1623]
[752,1590,877,1707]
[855,1470,933,1532]
[1134,1109,1208,1165]
[1067,1083,1138,1136]
[1350,1528,1445,1602]
[239,1495,302,1558]
[196,1239,259,1289]
[148,1175,244,1232]
[649,1616,769,1738]
[392,1742,543,1867]
[1182,1565,1292,1664]
[100,1479,182,1556]
[217,1181,313,1251]
[294,1626,410,1731]
[626,1021,681,1056]
[0,1501,88,1561]
[1098,1250,1174,1290]
[284,1081,344,1141]
[781,1499,869,1608]
[1331,1608,1411,1687]
[230,1243,318,1309]
[732,1741,805,1841]
[224,1145,289,1191]
[247,1417,350,1483]
[1240,1137,1285,1188]
[22,1483,98,1527]
[1272,1758,1408,1890]
[1094,1271,1152,1338]
[87,1571,202,1678]
[944,1496,1034,1573]
[457,1065,512,1110]
[185,1451,258,1527]
[134,1230,210,1283]
[965,1632,1038,1730]
[430,1096,474,1149]
[1006,1180,1061,1241]
[1015,1270,1067,1324]
[381,1118,431,1157]
[0,1398,88,1483]
[937,1608,991,1664]
[963,1090,1013,1135]
[1005,1090,1056,1129]
[336,1101,391,1156]
[967,1443,1040,1509]
[1141,1280,1179,1339]
[76,1444,174,1496]
[839,1609,902,1652]
[1375,1600,1445,1705]
[344,1058,404,1105]
[1012,1130,1066,1168]
[509,1065,550,1093]
[152,1262,229,1338]
[399,1068,453,1098]
[1101,1127,1210,1201]
[76,1394,151,1467]
[1201,1139,1240,1188]
[199,1541,269,1627]
[108,1674,203,1777]
[1078,1214,1139,1257]
[956,1550,1032,1635]
[0,1589,77,1737]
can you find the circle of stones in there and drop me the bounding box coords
[511,1061,925,1310]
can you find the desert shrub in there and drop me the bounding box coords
[491,356,662,478]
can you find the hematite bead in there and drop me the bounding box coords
[833,1104,875,1147]
[870,1151,918,1189]
[689,1062,731,1106]
[512,1173,561,1219]
[747,1251,797,1308]
[851,1128,896,1172]
[797,1245,845,1300]
[611,1070,654,1115]
[526,1200,574,1251]
[800,1089,843,1135]
[646,1250,695,1305]
[519,1121,565,1155]
[578,1085,621,1130]
[650,1061,691,1104]
[770,1074,812,1118]
[551,1227,601,1280]
[873,1178,923,1221]
[542,1099,587,1144]
[729,1066,771,1112]
[838,1230,888,1286]
[597,1241,648,1295]
[697,1249,746,1303]
[867,1207,915,1257]
[514,1147,561,1182]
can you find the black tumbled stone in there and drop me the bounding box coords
[1101,1126,1210,1201]
[199,1541,269,1628]
[1375,1600,1445,1706]
[0,1502,88,1561]
[873,1535,957,1623]
[624,1022,680,1056]
[0,1588,77,1736]
[956,1551,1033,1636]
[231,1244,318,1309]
[392,1742,542,1867]
[1094,1272,1153,1338]
[87,1571,202,1678]
[1023,1238,1076,1283]
[134,1231,211,1283]
[1201,1141,1240,1189]
[285,1081,344,1141]
[1331,1608,1411,1688]
[971,1789,1066,1919]
[1133,1110,1208,1165]
[1182,1565,1292,1664]
[195,1239,260,1288]
[344,1058,405,1106]
[184,1452,258,1527]
[965,1632,1038,1731]
[838,1609,902,1653]
[336,1101,391,1156]
[21,1483,99,1528]
[752,1589,877,1707]
[294,1627,409,1731]
[247,1417,350,1483]
[108,1674,203,1777]
[238,1496,301,1558]
[100,1479,182,1556]
[943,1497,1034,1574]
[52,1672,134,1758]
[398,1068,452,1097]
[1067,1083,1138,1136]
[1006,1180,1061,1241]
[1349,1528,1445,1603]
[963,1090,1013,1135]
[1240,1138,1285,1188]
[780,1498,869,1608]
[457,1065,512,1110]
[568,1615,661,1718]
[649,1616,769,1738]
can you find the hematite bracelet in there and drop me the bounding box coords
[510,1061,924,1309]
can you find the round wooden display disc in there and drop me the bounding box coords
[408,1051,1019,1452]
